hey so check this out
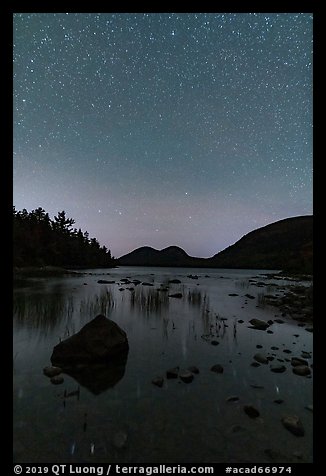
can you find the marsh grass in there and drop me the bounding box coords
[257,292,266,308]
[130,287,169,314]
[13,291,68,330]
[79,288,115,317]
[187,288,206,306]
[235,279,250,289]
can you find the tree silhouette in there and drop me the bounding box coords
[13,207,115,268]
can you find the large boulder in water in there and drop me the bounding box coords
[51,315,128,365]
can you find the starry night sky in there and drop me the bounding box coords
[13,13,313,258]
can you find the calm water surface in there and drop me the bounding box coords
[13,267,313,463]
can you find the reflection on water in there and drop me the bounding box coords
[13,267,313,464]
[61,351,129,395]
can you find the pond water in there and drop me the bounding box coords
[13,267,313,463]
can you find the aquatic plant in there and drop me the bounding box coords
[130,287,169,314]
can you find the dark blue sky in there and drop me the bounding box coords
[13,13,312,258]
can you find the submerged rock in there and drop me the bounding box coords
[254,353,268,364]
[245,294,255,299]
[179,371,194,383]
[51,315,128,364]
[293,365,311,376]
[243,405,260,418]
[151,377,164,388]
[168,293,183,298]
[226,396,239,402]
[291,357,308,367]
[166,367,179,379]
[282,415,305,436]
[210,364,224,374]
[270,364,286,373]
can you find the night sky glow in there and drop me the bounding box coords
[13,13,313,258]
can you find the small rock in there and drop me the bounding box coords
[271,346,279,350]
[166,367,179,379]
[304,405,313,412]
[142,282,154,286]
[168,279,181,284]
[267,330,274,334]
[112,431,128,449]
[281,415,305,437]
[43,366,62,378]
[211,340,219,346]
[226,396,239,402]
[97,280,115,284]
[283,349,292,354]
[301,351,311,359]
[50,375,64,385]
[305,327,313,333]
[151,377,164,388]
[228,293,239,297]
[251,362,260,367]
[293,365,311,376]
[245,294,255,299]
[238,319,244,323]
[274,399,284,404]
[187,366,199,374]
[270,364,286,373]
[248,319,270,330]
[179,371,194,383]
[267,320,274,325]
[254,353,268,364]
[256,344,263,349]
[267,356,274,361]
[274,318,284,324]
[210,364,224,374]
[243,405,260,418]
[291,357,308,367]
[168,293,183,298]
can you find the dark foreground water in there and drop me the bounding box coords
[13,267,313,463]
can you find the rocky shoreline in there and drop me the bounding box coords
[259,275,313,327]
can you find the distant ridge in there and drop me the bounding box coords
[118,245,206,267]
[118,216,313,273]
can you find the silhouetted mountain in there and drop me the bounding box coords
[118,245,206,267]
[118,216,313,273]
[210,215,312,273]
